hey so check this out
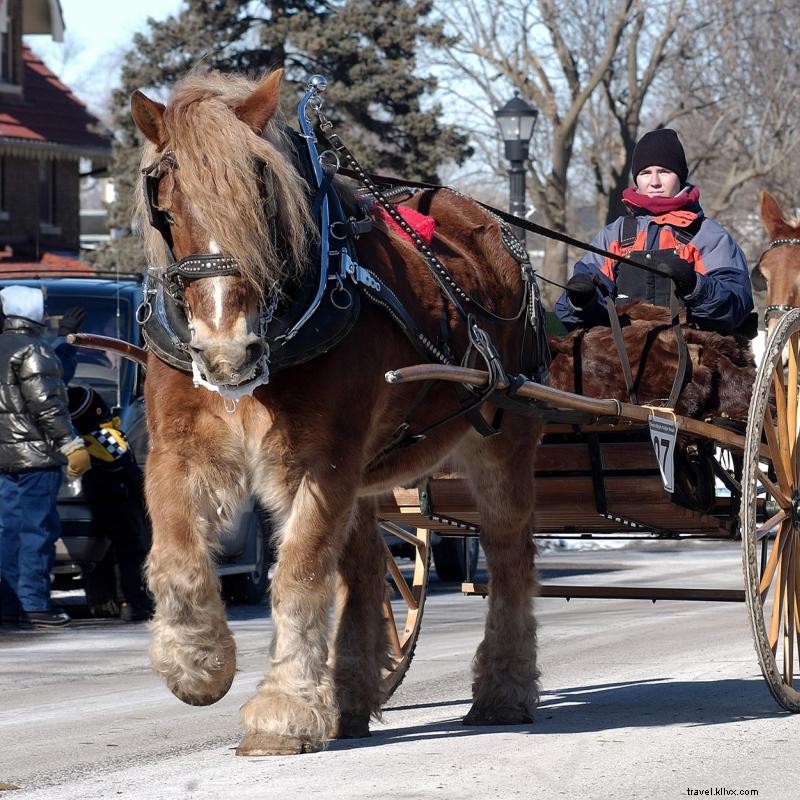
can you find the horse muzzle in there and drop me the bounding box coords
[190,340,266,386]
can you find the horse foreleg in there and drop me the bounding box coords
[237,473,352,756]
[330,497,389,739]
[457,417,543,725]
[145,451,236,706]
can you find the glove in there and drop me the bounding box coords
[656,253,697,297]
[66,446,91,478]
[565,274,598,309]
[58,306,86,337]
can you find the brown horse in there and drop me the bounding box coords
[130,69,544,755]
[753,190,800,329]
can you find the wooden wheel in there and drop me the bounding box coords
[379,523,431,701]
[741,308,800,711]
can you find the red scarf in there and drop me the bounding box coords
[622,185,700,215]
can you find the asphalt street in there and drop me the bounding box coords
[1,541,797,800]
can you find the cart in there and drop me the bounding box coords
[377,308,800,712]
[72,313,800,712]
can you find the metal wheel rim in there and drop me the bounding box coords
[741,308,800,711]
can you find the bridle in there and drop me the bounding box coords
[140,151,274,402]
[763,237,800,324]
[142,151,253,295]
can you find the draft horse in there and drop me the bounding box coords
[130,69,546,755]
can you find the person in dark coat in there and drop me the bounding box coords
[0,286,90,628]
[555,128,754,334]
[67,385,153,622]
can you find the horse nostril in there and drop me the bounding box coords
[246,342,264,364]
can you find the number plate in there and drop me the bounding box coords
[648,416,677,493]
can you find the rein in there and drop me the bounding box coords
[337,169,686,283]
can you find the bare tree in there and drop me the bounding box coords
[434,0,712,300]
[592,0,709,223]
[660,1,800,261]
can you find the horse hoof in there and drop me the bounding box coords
[332,713,371,739]
[462,703,534,726]
[171,675,234,707]
[235,733,319,756]
[166,653,236,707]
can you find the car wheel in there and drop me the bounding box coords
[431,536,479,583]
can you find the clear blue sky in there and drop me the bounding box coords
[25,0,185,117]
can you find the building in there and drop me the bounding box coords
[0,0,110,270]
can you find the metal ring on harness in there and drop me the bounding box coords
[329,220,350,241]
[330,283,353,310]
[318,149,340,173]
[136,300,153,324]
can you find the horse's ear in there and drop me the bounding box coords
[236,69,284,135]
[760,190,788,238]
[131,90,166,146]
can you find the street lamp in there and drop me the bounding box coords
[494,93,538,243]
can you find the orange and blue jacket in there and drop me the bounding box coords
[555,193,753,332]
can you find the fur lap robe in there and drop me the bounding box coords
[547,301,756,422]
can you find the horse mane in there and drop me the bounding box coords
[135,70,315,297]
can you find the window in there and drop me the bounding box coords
[39,159,56,226]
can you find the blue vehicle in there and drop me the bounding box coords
[0,273,272,608]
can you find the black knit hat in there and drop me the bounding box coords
[67,385,112,435]
[631,128,688,185]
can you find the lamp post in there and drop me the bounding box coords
[494,93,538,243]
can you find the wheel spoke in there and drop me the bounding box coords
[790,336,800,477]
[760,521,788,597]
[794,561,800,663]
[784,534,796,684]
[788,336,799,452]
[383,597,403,658]
[756,467,791,510]
[768,561,784,653]
[763,404,794,498]
[769,533,793,652]
[757,508,790,541]
[773,364,797,487]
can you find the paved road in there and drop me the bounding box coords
[1,541,797,800]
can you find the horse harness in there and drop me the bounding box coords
[139,75,550,444]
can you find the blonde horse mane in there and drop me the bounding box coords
[135,70,315,296]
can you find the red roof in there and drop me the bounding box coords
[0,47,111,154]
[0,252,95,276]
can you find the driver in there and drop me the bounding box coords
[555,128,754,334]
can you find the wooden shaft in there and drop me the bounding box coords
[386,364,754,453]
[66,333,149,367]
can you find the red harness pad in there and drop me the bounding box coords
[375,204,436,245]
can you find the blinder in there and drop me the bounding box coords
[142,150,246,305]
[142,151,178,253]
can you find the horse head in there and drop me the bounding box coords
[754,190,800,330]
[131,69,314,388]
